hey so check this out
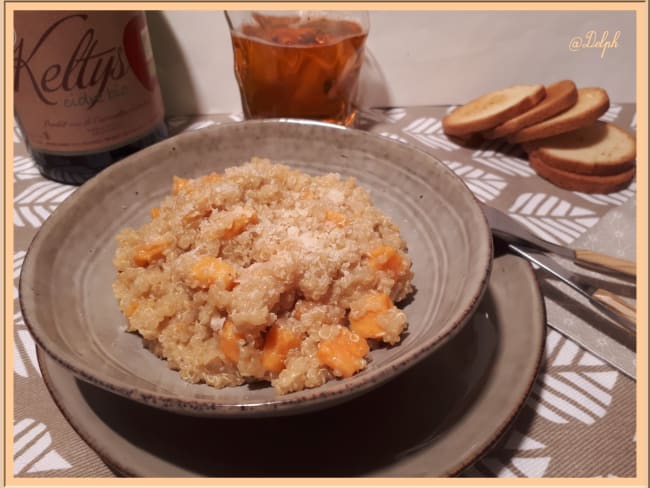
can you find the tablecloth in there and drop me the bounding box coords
[12,104,637,478]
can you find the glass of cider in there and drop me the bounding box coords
[225,11,369,126]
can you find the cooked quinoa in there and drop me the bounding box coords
[113,158,413,394]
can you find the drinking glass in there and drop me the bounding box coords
[225,11,369,126]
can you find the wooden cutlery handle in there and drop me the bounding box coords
[575,249,636,278]
[593,288,636,325]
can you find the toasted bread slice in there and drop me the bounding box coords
[508,87,609,144]
[442,84,546,136]
[447,131,485,148]
[523,122,636,176]
[529,151,635,194]
[482,80,578,139]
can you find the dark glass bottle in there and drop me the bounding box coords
[14,11,168,185]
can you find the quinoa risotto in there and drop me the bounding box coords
[113,158,414,394]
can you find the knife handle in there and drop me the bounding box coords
[592,288,636,326]
[575,249,636,278]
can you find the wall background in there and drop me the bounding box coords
[146,10,636,116]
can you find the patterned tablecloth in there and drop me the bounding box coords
[12,105,637,478]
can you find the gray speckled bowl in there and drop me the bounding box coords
[20,119,492,417]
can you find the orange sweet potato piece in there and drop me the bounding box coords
[368,246,404,275]
[125,301,139,317]
[133,241,168,266]
[172,176,190,195]
[218,319,242,363]
[325,210,348,227]
[221,211,258,240]
[182,197,213,224]
[191,256,236,289]
[150,207,160,219]
[349,291,392,340]
[262,324,302,374]
[317,328,369,378]
[199,172,222,185]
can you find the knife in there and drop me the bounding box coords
[482,204,636,278]
[507,243,636,339]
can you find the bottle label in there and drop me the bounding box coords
[14,11,165,155]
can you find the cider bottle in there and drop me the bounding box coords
[14,11,167,185]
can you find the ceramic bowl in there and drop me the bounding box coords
[20,119,492,417]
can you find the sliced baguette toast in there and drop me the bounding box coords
[442,84,546,136]
[508,87,610,144]
[482,80,578,139]
[523,122,636,176]
[528,151,635,194]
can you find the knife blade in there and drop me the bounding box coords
[482,204,636,278]
[508,243,636,338]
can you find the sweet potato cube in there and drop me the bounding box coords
[317,328,369,378]
[172,176,190,195]
[262,324,301,374]
[199,172,222,185]
[133,241,168,266]
[182,197,213,224]
[325,210,348,227]
[349,314,383,339]
[349,292,392,340]
[221,211,258,240]
[218,319,242,363]
[368,246,404,275]
[150,207,160,219]
[191,256,236,289]
[125,301,139,317]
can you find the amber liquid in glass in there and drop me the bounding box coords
[231,14,367,126]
